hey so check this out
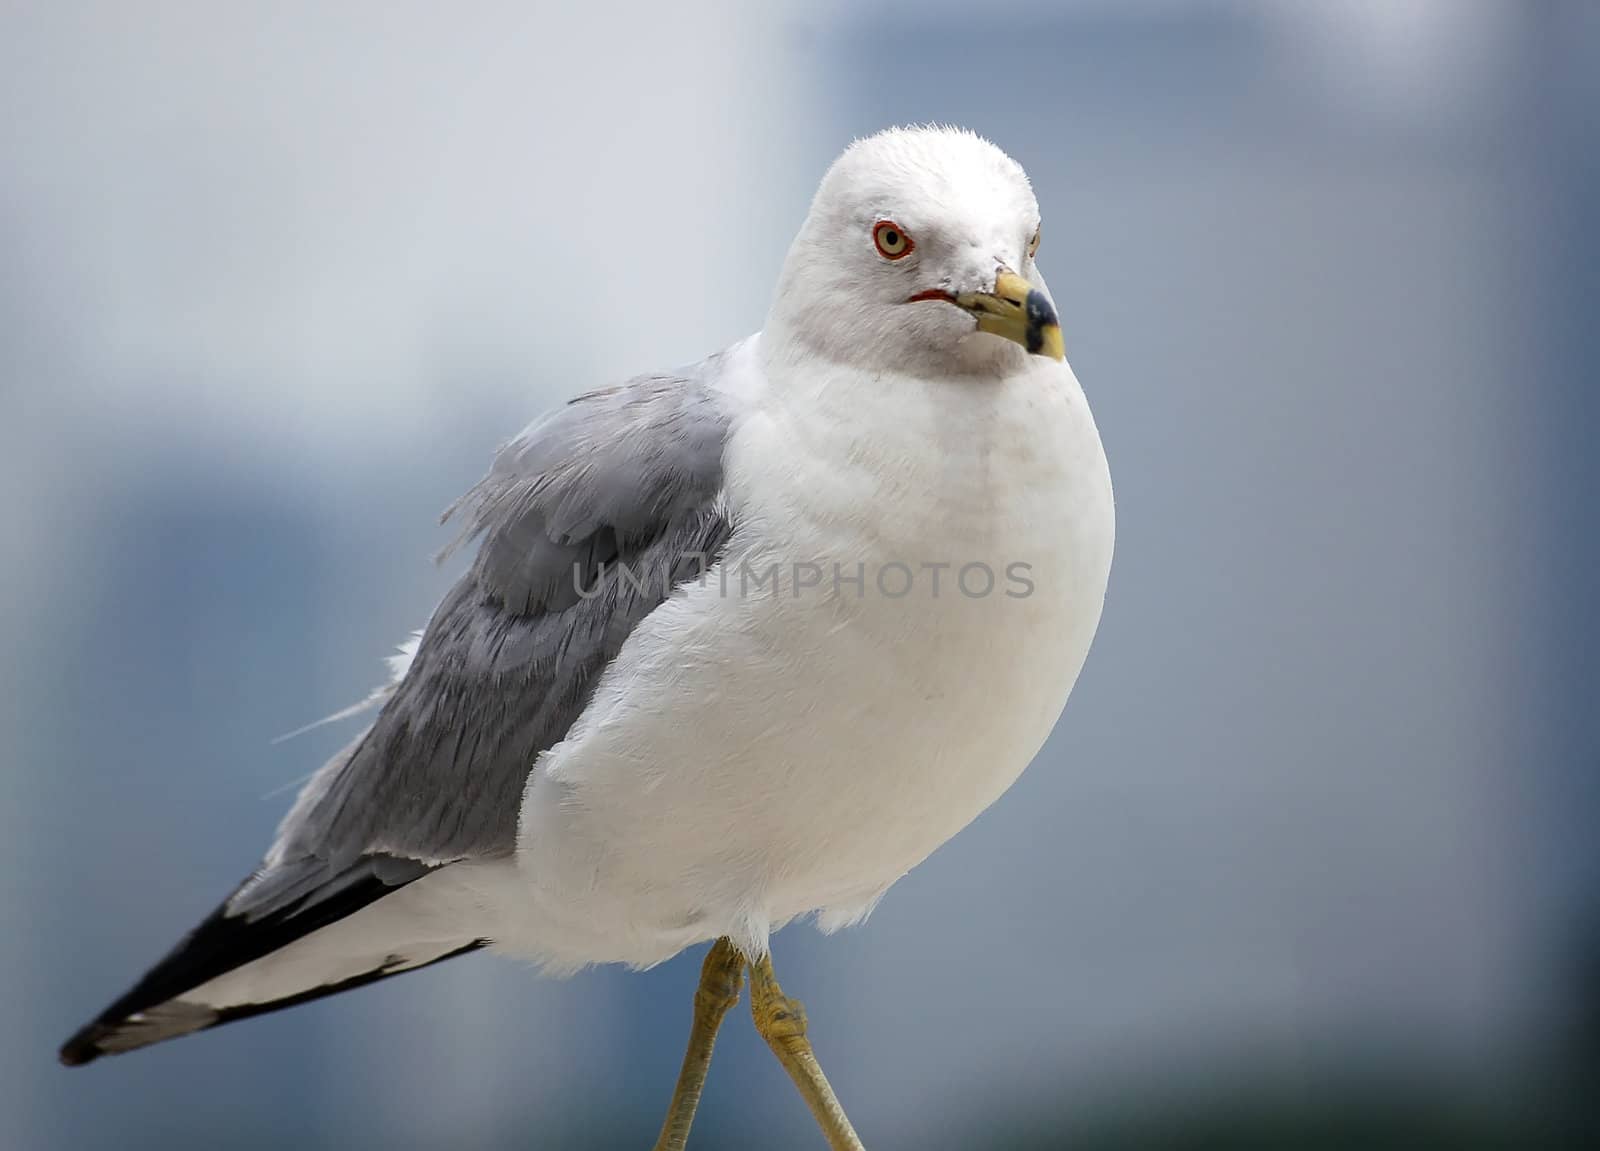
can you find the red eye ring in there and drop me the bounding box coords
[873,220,913,260]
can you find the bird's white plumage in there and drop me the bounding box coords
[503,342,1111,970]
[177,125,1115,1009]
[457,128,1112,972]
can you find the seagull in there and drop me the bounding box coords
[60,125,1115,1150]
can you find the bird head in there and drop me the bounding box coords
[768,125,1062,379]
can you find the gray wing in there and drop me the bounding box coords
[56,360,742,1069]
[62,363,740,1064]
[241,366,738,915]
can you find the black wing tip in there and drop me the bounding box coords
[54,856,432,1070]
[56,938,488,1067]
[58,1028,105,1067]
[58,998,221,1067]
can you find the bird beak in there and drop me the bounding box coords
[911,269,1064,361]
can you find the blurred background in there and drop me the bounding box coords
[3,1,1596,1147]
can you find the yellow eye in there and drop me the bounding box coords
[1028,226,1041,259]
[873,220,913,259]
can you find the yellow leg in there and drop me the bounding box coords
[652,937,745,1151]
[748,951,866,1151]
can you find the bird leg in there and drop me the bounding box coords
[652,937,745,1151]
[747,950,866,1151]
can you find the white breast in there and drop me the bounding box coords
[504,348,1114,970]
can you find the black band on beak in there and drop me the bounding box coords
[1024,290,1058,355]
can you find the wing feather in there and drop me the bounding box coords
[60,362,740,1063]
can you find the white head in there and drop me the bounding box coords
[767,126,1060,380]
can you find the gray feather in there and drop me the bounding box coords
[233,363,737,918]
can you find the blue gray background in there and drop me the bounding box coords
[3,1,1596,1148]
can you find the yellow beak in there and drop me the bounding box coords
[952,269,1065,361]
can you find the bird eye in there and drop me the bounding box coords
[1028,226,1041,259]
[873,220,913,260]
